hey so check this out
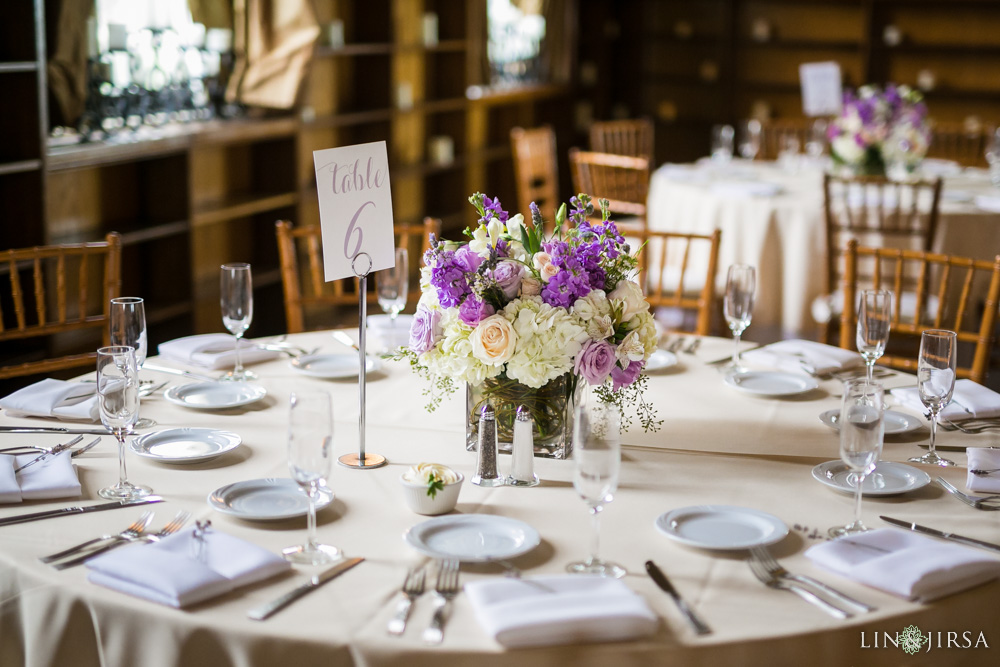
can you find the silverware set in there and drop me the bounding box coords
[940,418,1000,433]
[663,336,701,355]
[387,566,426,635]
[935,477,1000,510]
[385,561,461,642]
[2,436,103,470]
[40,510,191,569]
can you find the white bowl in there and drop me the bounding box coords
[399,472,464,515]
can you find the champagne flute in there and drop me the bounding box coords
[376,247,409,326]
[97,345,152,501]
[724,264,756,372]
[711,124,735,163]
[829,379,884,537]
[283,390,340,565]
[109,297,154,428]
[909,330,957,467]
[738,119,761,160]
[220,262,256,381]
[566,402,624,579]
[856,289,892,383]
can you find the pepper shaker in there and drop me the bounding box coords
[507,406,539,487]
[472,404,505,486]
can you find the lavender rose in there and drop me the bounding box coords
[454,245,484,273]
[408,305,443,354]
[574,339,617,385]
[491,260,525,299]
[610,359,644,391]
[458,295,496,327]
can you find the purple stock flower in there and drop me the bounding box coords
[408,306,442,354]
[490,260,524,299]
[454,245,483,273]
[610,359,644,391]
[458,294,495,326]
[574,339,617,385]
[481,195,509,224]
[429,250,471,308]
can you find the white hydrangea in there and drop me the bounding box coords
[832,134,865,164]
[500,297,589,388]
[422,308,500,385]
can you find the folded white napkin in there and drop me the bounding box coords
[967,448,1000,494]
[464,575,658,649]
[974,195,1000,213]
[87,526,290,608]
[709,181,783,198]
[0,451,81,503]
[806,528,1000,602]
[742,339,861,375]
[0,379,99,422]
[157,334,280,370]
[891,379,1000,421]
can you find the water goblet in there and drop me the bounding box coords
[220,262,256,381]
[856,289,892,383]
[737,119,761,160]
[377,247,409,326]
[97,346,152,501]
[724,264,756,372]
[805,119,827,159]
[283,390,340,565]
[711,124,735,163]
[909,330,957,467]
[566,402,625,579]
[829,379,884,537]
[779,134,801,172]
[109,297,155,428]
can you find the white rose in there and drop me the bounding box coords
[608,280,648,321]
[470,314,517,366]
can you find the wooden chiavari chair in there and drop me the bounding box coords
[589,118,654,161]
[510,126,560,225]
[637,228,722,336]
[568,149,650,232]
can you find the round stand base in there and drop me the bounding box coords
[98,481,152,501]
[566,559,626,579]
[282,543,341,565]
[909,452,956,467]
[338,452,387,469]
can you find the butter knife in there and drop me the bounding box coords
[248,557,364,621]
[0,496,164,527]
[331,330,360,352]
[880,516,1000,553]
[645,560,712,635]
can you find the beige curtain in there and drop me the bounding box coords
[227,0,320,109]
[48,0,95,127]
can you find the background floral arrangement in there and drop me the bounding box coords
[399,192,661,432]
[828,83,930,174]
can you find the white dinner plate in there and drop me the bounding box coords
[644,349,679,372]
[403,514,541,563]
[208,478,334,521]
[723,370,819,397]
[289,354,382,379]
[164,382,267,410]
[811,460,931,496]
[655,505,788,551]
[819,409,923,435]
[130,428,242,463]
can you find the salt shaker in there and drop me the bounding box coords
[507,406,539,487]
[472,404,505,486]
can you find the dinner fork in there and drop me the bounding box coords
[1,436,101,458]
[40,511,154,563]
[13,435,85,473]
[749,546,875,613]
[387,567,425,635]
[935,477,1000,510]
[422,559,460,644]
[746,556,851,619]
[52,510,191,569]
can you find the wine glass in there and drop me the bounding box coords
[909,330,957,467]
[96,346,152,500]
[566,402,625,579]
[738,119,761,160]
[805,119,827,159]
[829,379,884,537]
[109,297,154,428]
[711,124,735,163]
[283,390,340,565]
[779,134,801,172]
[220,262,256,381]
[986,127,1000,187]
[376,247,409,326]
[856,289,892,382]
[724,264,756,372]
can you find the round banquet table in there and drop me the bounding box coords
[646,159,1000,343]
[1,331,999,667]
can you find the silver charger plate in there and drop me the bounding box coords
[655,505,788,551]
[811,460,931,496]
[723,370,819,397]
[164,382,267,410]
[289,354,381,379]
[130,427,242,463]
[819,409,923,435]
[208,478,334,521]
[403,514,540,562]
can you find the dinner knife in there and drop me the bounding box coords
[0,496,164,527]
[645,560,712,635]
[880,516,1000,554]
[248,557,364,621]
[0,426,109,435]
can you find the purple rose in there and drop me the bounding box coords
[610,360,644,391]
[408,305,442,355]
[458,295,495,327]
[491,260,524,299]
[574,339,617,386]
[454,245,483,273]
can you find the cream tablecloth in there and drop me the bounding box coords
[1,332,999,667]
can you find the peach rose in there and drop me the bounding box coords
[540,263,560,283]
[470,314,517,366]
[532,252,552,271]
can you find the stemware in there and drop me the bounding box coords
[737,120,761,160]
[96,346,152,501]
[909,330,957,467]
[220,262,256,381]
[724,264,756,372]
[805,119,827,159]
[566,402,624,579]
[711,124,735,163]
[829,380,884,537]
[986,127,1000,187]
[109,297,154,428]
[377,247,409,326]
[283,390,340,565]
[778,134,801,172]
[856,289,892,383]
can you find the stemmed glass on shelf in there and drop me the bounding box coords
[737,120,761,161]
[829,379,884,537]
[377,247,409,326]
[724,264,756,372]
[856,289,892,383]
[283,390,341,565]
[566,402,625,579]
[109,297,154,428]
[96,345,152,500]
[909,330,958,467]
[220,262,256,381]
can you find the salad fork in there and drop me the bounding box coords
[387,567,425,635]
[746,556,850,619]
[749,546,874,613]
[422,559,460,644]
[935,477,1000,510]
[40,511,154,563]
[52,510,191,569]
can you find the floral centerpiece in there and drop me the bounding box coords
[398,193,661,458]
[828,83,930,176]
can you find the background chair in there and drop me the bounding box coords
[589,118,654,161]
[637,228,722,336]
[840,240,1000,384]
[276,218,439,333]
[0,233,121,381]
[758,118,815,161]
[568,149,650,232]
[510,126,560,225]
[927,121,993,167]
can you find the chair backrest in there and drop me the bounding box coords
[568,149,650,227]
[275,218,439,333]
[589,118,654,161]
[636,228,722,336]
[510,126,559,224]
[927,122,992,167]
[758,118,814,161]
[840,240,1000,384]
[0,233,121,380]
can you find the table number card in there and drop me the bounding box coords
[799,61,842,117]
[313,141,395,281]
